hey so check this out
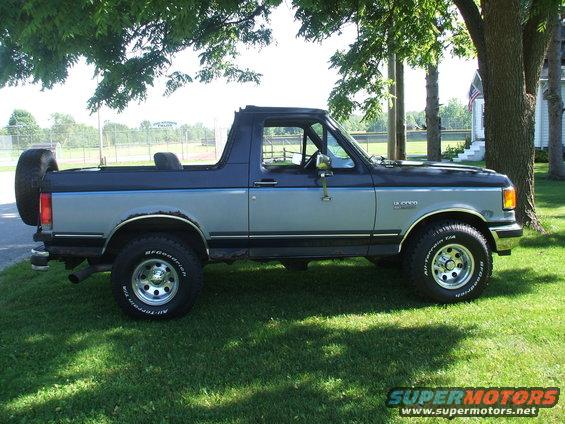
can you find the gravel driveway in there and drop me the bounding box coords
[0,172,36,270]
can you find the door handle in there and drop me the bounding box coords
[253,179,278,187]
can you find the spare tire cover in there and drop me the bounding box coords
[14,149,58,226]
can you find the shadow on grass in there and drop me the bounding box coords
[533,173,565,210]
[0,258,557,423]
[519,231,565,248]
[0,260,471,423]
[483,268,560,299]
[1,322,467,422]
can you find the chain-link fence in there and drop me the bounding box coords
[0,126,224,166]
[0,126,470,167]
[262,130,470,161]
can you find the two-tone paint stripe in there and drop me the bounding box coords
[209,230,399,239]
[208,230,401,249]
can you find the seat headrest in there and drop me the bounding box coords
[153,152,183,171]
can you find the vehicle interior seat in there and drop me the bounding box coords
[153,152,183,171]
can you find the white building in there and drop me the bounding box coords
[456,22,565,163]
[469,71,485,144]
[468,70,565,149]
[535,70,565,148]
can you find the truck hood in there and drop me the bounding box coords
[393,160,496,173]
[371,160,511,188]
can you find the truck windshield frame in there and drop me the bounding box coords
[326,115,373,165]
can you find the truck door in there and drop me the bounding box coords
[248,114,376,258]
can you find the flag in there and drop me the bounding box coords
[468,84,480,111]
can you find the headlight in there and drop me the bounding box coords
[502,186,516,210]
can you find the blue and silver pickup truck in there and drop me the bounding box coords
[15,106,522,318]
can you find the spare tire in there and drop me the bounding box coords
[15,149,58,226]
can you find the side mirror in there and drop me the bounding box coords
[316,154,332,171]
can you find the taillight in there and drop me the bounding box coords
[502,186,516,210]
[40,192,52,229]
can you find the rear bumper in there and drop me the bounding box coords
[31,246,50,271]
[489,223,523,255]
[33,230,104,257]
[30,242,103,272]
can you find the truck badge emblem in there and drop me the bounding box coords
[393,200,418,209]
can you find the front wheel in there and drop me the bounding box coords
[402,221,492,302]
[111,234,203,318]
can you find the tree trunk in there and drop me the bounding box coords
[395,59,406,160]
[547,14,565,180]
[482,0,543,230]
[425,63,441,161]
[387,55,397,159]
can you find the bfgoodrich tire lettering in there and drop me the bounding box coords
[402,220,492,302]
[111,234,203,318]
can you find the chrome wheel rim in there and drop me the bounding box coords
[431,244,475,289]
[131,259,179,306]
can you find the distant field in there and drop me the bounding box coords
[363,139,464,157]
[0,139,465,172]
[0,142,217,171]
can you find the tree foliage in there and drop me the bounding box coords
[50,113,77,146]
[7,109,42,147]
[0,0,473,119]
[0,0,281,111]
[7,109,39,128]
[3,108,217,148]
[293,0,472,120]
[341,98,470,132]
[180,122,214,141]
[440,98,471,129]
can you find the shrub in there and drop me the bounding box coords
[534,149,548,163]
[442,144,466,161]
[464,134,472,149]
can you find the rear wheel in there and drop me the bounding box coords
[402,221,492,302]
[111,234,203,318]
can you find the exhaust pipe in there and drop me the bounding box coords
[68,264,112,284]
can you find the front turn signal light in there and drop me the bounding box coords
[503,186,516,210]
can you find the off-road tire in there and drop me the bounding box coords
[111,234,203,318]
[402,220,492,302]
[15,149,58,225]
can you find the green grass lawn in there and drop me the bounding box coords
[0,164,563,423]
[362,139,464,157]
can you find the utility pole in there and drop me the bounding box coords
[96,76,105,166]
[425,63,441,161]
[395,58,406,160]
[97,107,104,166]
[387,54,397,160]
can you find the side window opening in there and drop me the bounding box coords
[262,122,317,169]
[261,118,354,171]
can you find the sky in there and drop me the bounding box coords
[0,5,477,130]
